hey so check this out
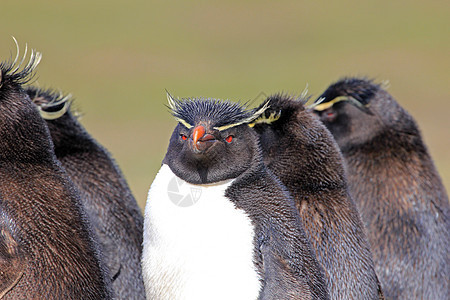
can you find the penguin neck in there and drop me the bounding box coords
[343,128,445,211]
[342,126,426,160]
[46,114,101,157]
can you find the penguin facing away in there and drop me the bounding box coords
[0,50,111,298]
[142,95,329,300]
[251,94,382,299]
[27,87,146,299]
[312,77,449,299]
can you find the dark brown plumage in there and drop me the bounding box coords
[251,94,383,299]
[0,52,111,298]
[27,87,146,299]
[313,77,449,299]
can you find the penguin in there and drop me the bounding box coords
[26,87,146,299]
[142,95,330,300]
[0,50,111,298]
[250,94,383,299]
[312,77,449,299]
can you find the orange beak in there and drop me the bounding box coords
[192,125,206,145]
[191,125,216,153]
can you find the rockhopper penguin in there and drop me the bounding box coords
[0,48,111,298]
[142,94,330,300]
[313,77,449,299]
[27,87,145,299]
[251,94,383,299]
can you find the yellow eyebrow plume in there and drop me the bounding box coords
[213,100,270,131]
[312,96,349,112]
[248,111,281,128]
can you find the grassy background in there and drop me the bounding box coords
[1,0,449,211]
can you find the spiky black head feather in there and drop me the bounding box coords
[164,96,266,184]
[168,95,268,131]
[0,44,41,91]
[0,61,33,88]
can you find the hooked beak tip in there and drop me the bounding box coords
[192,125,206,145]
[191,125,216,153]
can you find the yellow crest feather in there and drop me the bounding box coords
[213,100,270,131]
[248,110,281,127]
[312,96,349,111]
[38,94,72,120]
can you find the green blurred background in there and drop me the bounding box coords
[1,0,449,211]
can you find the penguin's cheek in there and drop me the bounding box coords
[321,108,337,123]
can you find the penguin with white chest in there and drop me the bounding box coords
[142,95,329,300]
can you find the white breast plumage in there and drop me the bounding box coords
[142,164,261,300]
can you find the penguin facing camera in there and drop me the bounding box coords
[313,77,449,299]
[142,94,330,300]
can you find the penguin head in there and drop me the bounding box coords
[248,94,301,160]
[26,86,81,152]
[28,87,72,122]
[163,94,268,184]
[0,48,56,162]
[249,94,346,179]
[311,77,414,150]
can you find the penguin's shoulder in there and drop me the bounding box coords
[226,167,329,299]
[225,166,295,217]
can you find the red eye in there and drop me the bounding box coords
[181,134,187,141]
[325,111,336,122]
[225,135,233,143]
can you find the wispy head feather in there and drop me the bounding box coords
[166,89,177,110]
[0,38,42,89]
[312,96,351,111]
[166,91,193,128]
[167,95,269,131]
[26,87,73,120]
[247,93,310,129]
[248,109,281,127]
[300,83,309,100]
[313,77,379,115]
[215,100,270,131]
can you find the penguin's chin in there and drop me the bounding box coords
[166,162,244,185]
[182,168,235,185]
